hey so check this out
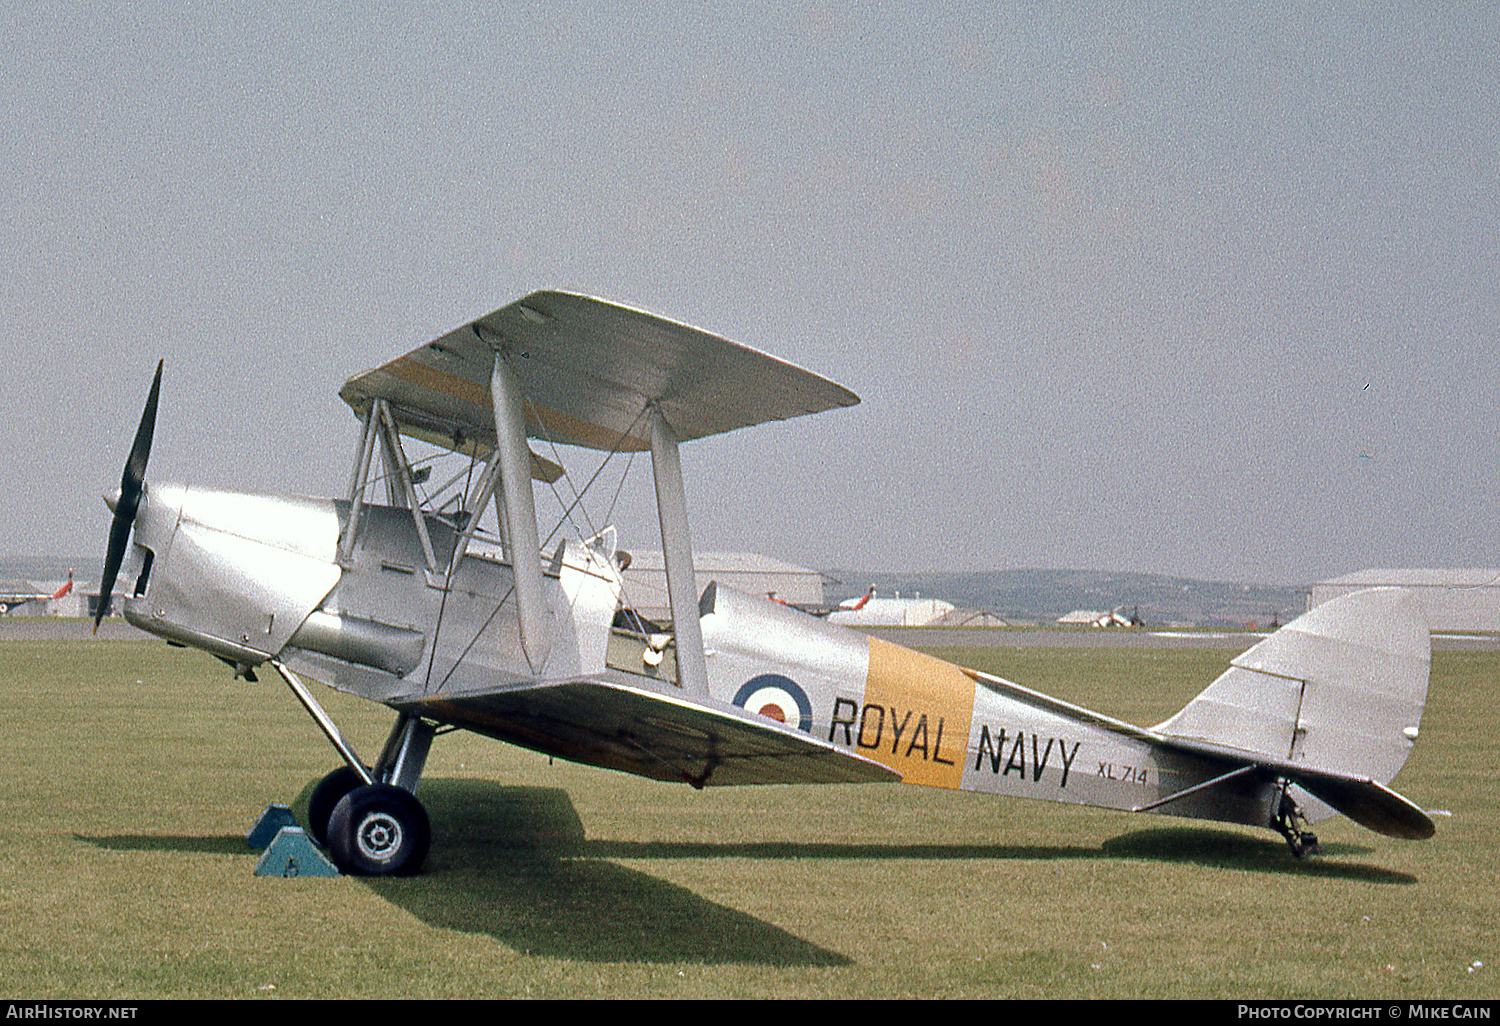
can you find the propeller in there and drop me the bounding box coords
[95,360,163,633]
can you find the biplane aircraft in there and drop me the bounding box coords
[97,291,1434,875]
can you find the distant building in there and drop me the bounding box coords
[620,550,826,621]
[0,579,43,615]
[1309,569,1500,632]
[49,592,91,618]
[928,608,1010,628]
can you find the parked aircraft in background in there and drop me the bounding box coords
[95,291,1434,875]
[0,570,72,614]
[841,586,875,611]
[827,589,956,627]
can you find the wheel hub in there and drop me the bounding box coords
[356,811,404,862]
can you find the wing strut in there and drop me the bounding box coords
[338,403,381,564]
[377,400,440,573]
[1131,764,1260,814]
[649,407,710,698]
[490,352,550,671]
[448,450,502,569]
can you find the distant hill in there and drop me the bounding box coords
[0,557,89,590]
[5,557,1309,630]
[821,568,1310,628]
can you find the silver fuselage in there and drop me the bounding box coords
[121,481,1285,831]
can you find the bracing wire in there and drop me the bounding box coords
[601,447,638,527]
[433,583,516,694]
[517,398,661,622]
[525,399,651,551]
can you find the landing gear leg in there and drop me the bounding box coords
[272,660,438,875]
[1271,786,1321,858]
[374,713,435,792]
[324,714,437,876]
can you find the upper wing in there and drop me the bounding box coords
[339,291,860,456]
[405,677,900,787]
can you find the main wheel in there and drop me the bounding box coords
[307,766,366,846]
[327,783,430,876]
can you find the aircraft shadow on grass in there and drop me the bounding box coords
[74,776,1416,965]
[407,779,1415,876]
[74,833,249,855]
[367,779,1420,963]
[351,778,848,966]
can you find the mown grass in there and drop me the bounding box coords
[0,638,1493,999]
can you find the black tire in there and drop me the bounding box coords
[327,783,431,877]
[307,766,366,847]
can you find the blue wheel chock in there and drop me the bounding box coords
[254,826,341,878]
[247,804,299,849]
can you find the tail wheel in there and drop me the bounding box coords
[327,783,430,876]
[307,766,367,847]
[1271,787,1322,859]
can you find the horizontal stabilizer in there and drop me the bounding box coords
[406,677,901,788]
[1157,733,1434,839]
[1289,773,1434,840]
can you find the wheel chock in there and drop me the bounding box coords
[254,826,341,878]
[247,804,299,849]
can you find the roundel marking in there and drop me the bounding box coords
[732,674,813,733]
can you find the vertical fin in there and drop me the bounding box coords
[1154,587,1429,785]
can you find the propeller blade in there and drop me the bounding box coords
[95,509,134,632]
[124,360,162,498]
[95,360,163,632]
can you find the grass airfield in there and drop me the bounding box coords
[0,633,1494,999]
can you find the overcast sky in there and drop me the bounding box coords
[5,2,1497,585]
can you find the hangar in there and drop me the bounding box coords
[1309,569,1500,632]
[620,550,827,620]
